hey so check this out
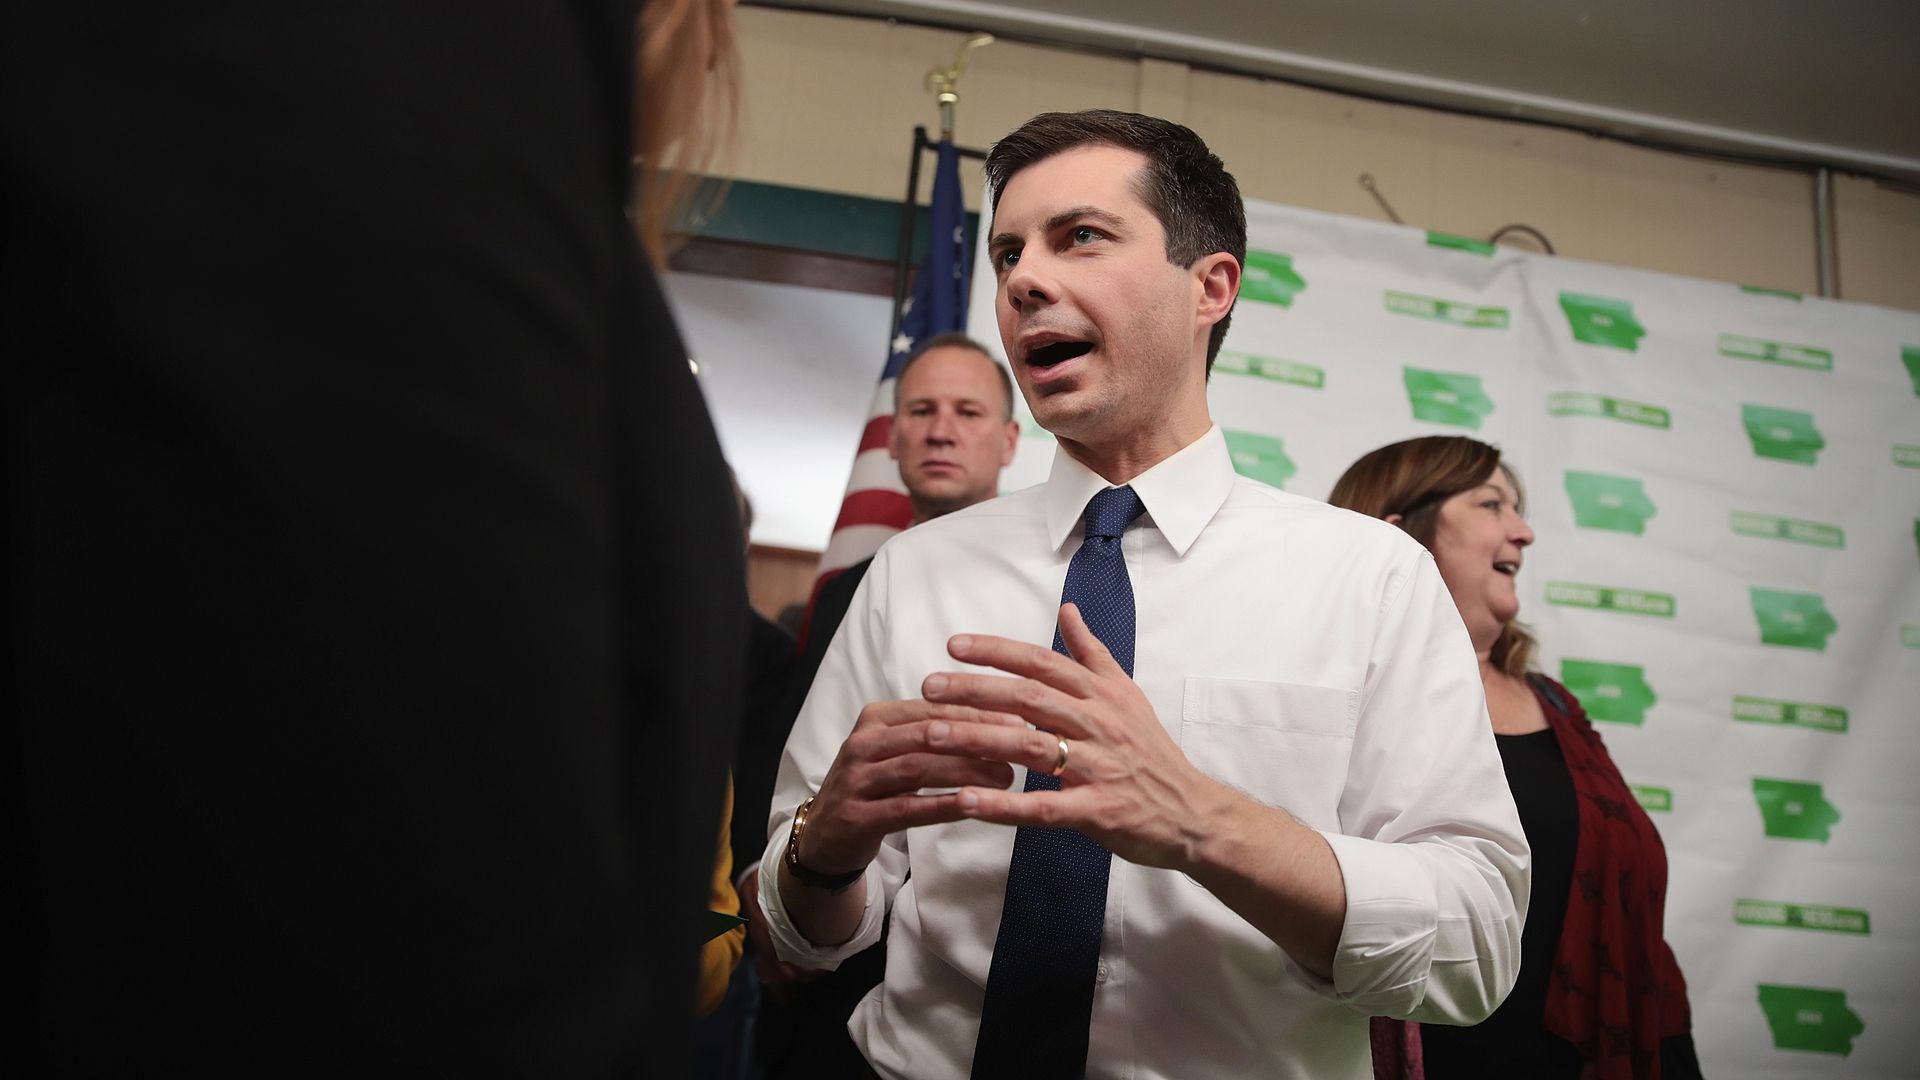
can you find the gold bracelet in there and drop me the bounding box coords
[784,795,865,892]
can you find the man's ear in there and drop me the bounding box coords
[999,417,1019,466]
[1194,252,1240,329]
[1384,512,1405,527]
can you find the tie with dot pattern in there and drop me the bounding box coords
[970,485,1146,1079]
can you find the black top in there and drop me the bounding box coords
[746,556,888,1079]
[735,555,870,876]
[9,3,744,1073]
[732,610,798,877]
[1422,729,1584,1079]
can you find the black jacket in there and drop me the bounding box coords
[7,3,743,1073]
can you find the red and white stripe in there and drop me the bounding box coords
[815,379,913,581]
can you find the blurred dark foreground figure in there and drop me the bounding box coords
[5,1,744,1074]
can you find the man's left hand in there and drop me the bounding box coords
[922,601,1346,975]
[919,601,1233,871]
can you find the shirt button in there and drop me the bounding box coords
[1095,963,1110,984]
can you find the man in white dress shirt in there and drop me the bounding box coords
[758,109,1529,1080]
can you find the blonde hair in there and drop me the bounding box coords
[633,0,739,267]
[1328,436,1538,677]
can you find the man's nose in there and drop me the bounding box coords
[1004,252,1056,312]
[926,410,959,443]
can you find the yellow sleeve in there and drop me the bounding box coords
[694,777,745,1016]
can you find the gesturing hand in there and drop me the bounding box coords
[919,602,1235,872]
[797,700,1025,878]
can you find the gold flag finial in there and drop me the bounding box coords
[926,33,994,137]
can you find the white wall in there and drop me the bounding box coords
[662,271,894,551]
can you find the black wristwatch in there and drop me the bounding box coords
[785,795,866,893]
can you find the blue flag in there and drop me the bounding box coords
[886,138,970,376]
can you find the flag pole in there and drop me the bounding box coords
[925,32,994,141]
[889,126,928,345]
[894,32,994,339]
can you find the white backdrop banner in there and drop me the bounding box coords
[967,196,1920,1079]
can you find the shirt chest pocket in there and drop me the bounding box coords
[1179,677,1358,833]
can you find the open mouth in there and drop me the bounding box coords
[1025,340,1094,367]
[1493,561,1520,577]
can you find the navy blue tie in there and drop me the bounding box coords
[971,485,1146,1079]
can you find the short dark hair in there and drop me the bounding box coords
[984,109,1247,373]
[894,331,1016,419]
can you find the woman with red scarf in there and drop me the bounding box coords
[1330,436,1701,1080]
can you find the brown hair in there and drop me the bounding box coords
[984,110,1246,373]
[632,0,739,267]
[1327,436,1538,676]
[894,332,1016,419]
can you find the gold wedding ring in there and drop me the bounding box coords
[1049,736,1071,778]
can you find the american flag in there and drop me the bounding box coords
[811,137,970,594]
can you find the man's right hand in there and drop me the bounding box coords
[739,867,818,1002]
[799,700,1023,873]
[779,700,1023,945]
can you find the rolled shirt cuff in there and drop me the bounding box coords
[1319,830,1520,1024]
[755,820,888,971]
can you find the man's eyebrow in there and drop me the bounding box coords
[987,207,1127,253]
[1046,206,1125,233]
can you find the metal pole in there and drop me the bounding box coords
[927,33,992,144]
[891,126,929,341]
[1813,167,1836,298]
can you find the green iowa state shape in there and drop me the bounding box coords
[1222,430,1297,489]
[1743,404,1825,465]
[1752,777,1841,843]
[1239,251,1306,307]
[1403,367,1494,430]
[1559,660,1657,725]
[1757,984,1865,1056]
[1564,472,1657,535]
[1558,292,1647,351]
[1750,588,1838,651]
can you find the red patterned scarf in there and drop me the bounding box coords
[1371,675,1691,1079]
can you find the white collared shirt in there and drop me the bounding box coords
[760,425,1529,1080]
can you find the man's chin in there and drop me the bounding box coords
[909,472,963,497]
[909,480,995,517]
[1027,401,1105,447]
[1026,392,1085,430]
[911,493,977,519]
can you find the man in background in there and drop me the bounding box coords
[738,331,1019,1078]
